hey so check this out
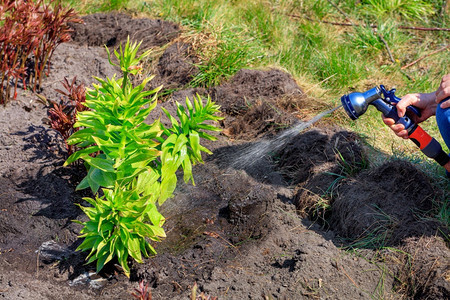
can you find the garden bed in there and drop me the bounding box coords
[0,13,448,300]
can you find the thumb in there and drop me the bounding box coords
[396,101,407,118]
[396,95,416,117]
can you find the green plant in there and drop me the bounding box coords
[335,148,369,177]
[65,38,222,276]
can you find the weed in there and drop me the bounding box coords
[335,148,369,177]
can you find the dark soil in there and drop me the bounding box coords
[0,12,448,300]
[151,42,199,90]
[69,13,180,49]
[331,161,445,247]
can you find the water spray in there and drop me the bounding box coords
[232,105,341,168]
[341,85,450,168]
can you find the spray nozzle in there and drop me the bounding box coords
[340,87,382,120]
[341,85,422,120]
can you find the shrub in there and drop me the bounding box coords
[0,0,80,104]
[65,38,222,276]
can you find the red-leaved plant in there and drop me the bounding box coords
[0,0,81,104]
[131,280,152,300]
[48,77,88,155]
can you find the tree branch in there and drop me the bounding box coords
[327,0,353,24]
[401,45,449,70]
[377,33,395,63]
[289,14,450,32]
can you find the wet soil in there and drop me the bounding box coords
[0,12,448,300]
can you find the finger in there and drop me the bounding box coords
[441,99,450,109]
[391,123,405,133]
[382,117,395,126]
[436,86,450,103]
[396,95,416,117]
[441,74,450,88]
[396,129,409,139]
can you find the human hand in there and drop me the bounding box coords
[436,74,450,108]
[382,92,437,139]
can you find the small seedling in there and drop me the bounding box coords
[48,77,87,154]
[131,280,152,300]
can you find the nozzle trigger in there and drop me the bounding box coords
[379,85,421,117]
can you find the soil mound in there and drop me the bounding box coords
[330,160,440,247]
[276,127,364,185]
[69,13,180,49]
[212,68,302,115]
[211,69,304,139]
[397,236,450,299]
[150,42,199,90]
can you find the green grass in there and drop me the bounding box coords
[359,0,435,20]
[65,1,449,95]
[189,29,264,87]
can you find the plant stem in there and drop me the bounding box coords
[122,71,129,94]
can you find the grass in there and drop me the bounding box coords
[344,205,399,250]
[63,0,448,220]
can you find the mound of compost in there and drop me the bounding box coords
[0,11,448,300]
